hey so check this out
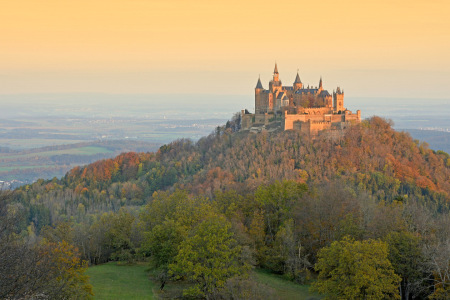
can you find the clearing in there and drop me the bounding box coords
[87,263,321,299]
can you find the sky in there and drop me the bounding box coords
[1,0,450,98]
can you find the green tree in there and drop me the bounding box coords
[169,215,247,298]
[144,219,184,289]
[255,180,308,242]
[312,237,401,300]
[385,231,425,300]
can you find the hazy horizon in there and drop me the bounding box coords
[1,93,449,130]
[1,0,449,98]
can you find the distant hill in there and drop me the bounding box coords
[404,129,450,154]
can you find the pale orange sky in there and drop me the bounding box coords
[1,0,449,97]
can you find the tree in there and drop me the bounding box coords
[312,237,401,300]
[385,231,425,300]
[0,204,92,299]
[169,215,247,298]
[145,219,184,290]
[41,240,94,299]
[268,219,311,282]
[255,180,308,242]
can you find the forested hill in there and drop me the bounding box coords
[13,116,450,229]
[6,115,450,299]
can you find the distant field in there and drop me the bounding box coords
[86,263,321,300]
[86,263,155,300]
[0,146,113,161]
[0,138,88,149]
[0,165,50,172]
[0,140,160,184]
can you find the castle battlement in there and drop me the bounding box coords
[241,64,361,136]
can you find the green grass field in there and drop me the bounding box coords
[86,263,156,299]
[0,146,113,161]
[254,269,322,300]
[86,263,321,300]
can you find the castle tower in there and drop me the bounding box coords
[293,70,303,91]
[255,76,264,114]
[319,76,323,90]
[333,87,344,112]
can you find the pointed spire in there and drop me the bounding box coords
[319,76,323,88]
[255,75,263,89]
[294,70,302,84]
[274,62,278,74]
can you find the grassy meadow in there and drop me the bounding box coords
[86,263,321,300]
[86,263,156,300]
[254,269,322,300]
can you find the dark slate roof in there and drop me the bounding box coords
[294,73,302,83]
[256,77,263,89]
[284,86,293,91]
[320,90,331,97]
[295,88,318,94]
[276,91,285,99]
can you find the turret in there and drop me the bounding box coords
[273,63,279,82]
[255,76,263,90]
[269,62,282,94]
[293,70,303,91]
[255,76,264,114]
[319,76,323,90]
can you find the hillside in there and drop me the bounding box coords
[14,116,449,227]
[6,116,450,299]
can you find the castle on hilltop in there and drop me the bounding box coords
[241,64,361,136]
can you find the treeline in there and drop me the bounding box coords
[8,180,449,298]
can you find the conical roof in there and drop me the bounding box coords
[274,63,278,74]
[255,77,263,89]
[294,72,302,84]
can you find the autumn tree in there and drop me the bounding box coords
[312,237,401,300]
[0,192,92,299]
[169,215,248,298]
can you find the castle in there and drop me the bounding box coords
[241,64,361,136]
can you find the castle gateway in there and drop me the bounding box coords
[241,64,361,136]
